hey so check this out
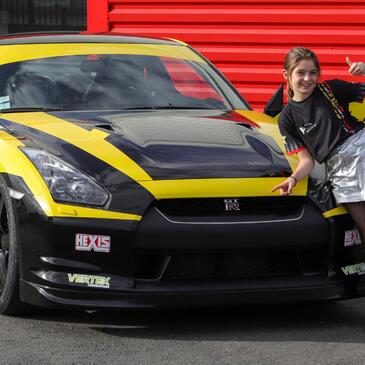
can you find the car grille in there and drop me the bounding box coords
[134,248,326,281]
[154,197,305,218]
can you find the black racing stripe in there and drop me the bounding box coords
[104,134,292,180]
[48,110,148,131]
[0,123,34,144]
[0,117,154,215]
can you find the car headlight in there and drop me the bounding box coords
[22,148,109,206]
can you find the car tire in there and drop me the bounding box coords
[0,177,26,315]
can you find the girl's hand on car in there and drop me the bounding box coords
[272,177,296,196]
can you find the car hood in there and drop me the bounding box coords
[103,110,291,179]
[0,109,291,182]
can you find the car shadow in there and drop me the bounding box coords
[20,298,365,343]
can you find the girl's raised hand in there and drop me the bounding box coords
[346,57,365,76]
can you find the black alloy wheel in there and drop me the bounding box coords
[0,178,25,315]
[0,196,9,293]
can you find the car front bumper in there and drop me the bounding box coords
[21,276,354,310]
[16,193,363,310]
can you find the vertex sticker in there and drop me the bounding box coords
[344,229,361,247]
[341,263,365,276]
[75,233,111,253]
[68,273,110,288]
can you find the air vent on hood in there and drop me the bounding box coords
[95,123,114,131]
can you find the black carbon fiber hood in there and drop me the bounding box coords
[57,109,292,180]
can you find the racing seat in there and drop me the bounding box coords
[82,59,150,108]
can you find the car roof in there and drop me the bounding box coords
[0,32,180,46]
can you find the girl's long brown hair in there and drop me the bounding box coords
[284,47,321,100]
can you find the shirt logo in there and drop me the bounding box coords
[299,122,317,135]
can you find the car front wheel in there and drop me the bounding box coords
[0,178,25,315]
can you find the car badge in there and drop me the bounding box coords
[224,198,240,211]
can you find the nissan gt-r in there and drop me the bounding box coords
[0,32,363,315]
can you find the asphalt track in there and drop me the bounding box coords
[1,297,365,364]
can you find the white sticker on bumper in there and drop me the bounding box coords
[344,229,361,247]
[75,233,111,253]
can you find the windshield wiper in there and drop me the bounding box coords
[123,105,213,110]
[0,107,64,113]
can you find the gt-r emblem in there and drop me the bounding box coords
[75,234,111,253]
[224,199,240,211]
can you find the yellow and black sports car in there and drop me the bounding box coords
[0,32,363,315]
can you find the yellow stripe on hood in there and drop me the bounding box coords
[2,112,153,182]
[141,177,307,198]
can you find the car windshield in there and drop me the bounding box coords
[0,54,232,111]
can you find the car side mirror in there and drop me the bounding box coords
[264,84,284,117]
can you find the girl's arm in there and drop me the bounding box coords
[272,149,315,196]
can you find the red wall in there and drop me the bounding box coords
[88,0,365,110]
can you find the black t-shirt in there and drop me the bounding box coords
[279,79,365,163]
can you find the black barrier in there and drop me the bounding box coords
[0,0,86,33]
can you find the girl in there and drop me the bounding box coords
[272,47,365,260]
